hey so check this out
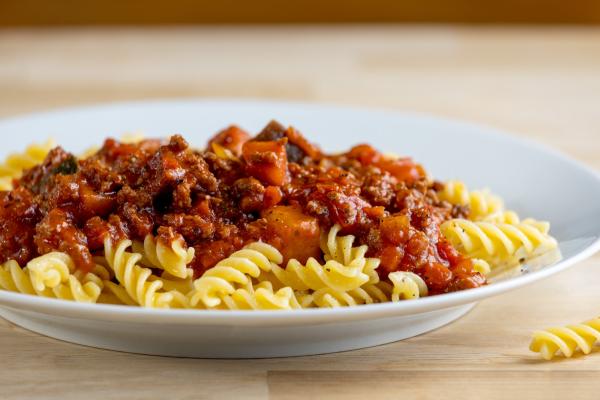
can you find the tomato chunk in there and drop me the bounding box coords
[347,144,380,166]
[208,125,250,156]
[380,214,410,245]
[242,139,289,186]
[375,157,423,183]
[263,205,321,264]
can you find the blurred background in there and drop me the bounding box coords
[0,1,598,168]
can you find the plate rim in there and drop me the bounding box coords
[0,97,599,326]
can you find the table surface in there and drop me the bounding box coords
[0,26,599,400]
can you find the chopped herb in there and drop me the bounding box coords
[52,156,78,175]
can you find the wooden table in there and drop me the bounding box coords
[1,26,599,400]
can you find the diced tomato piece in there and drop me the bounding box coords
[379,245,404,273]
[420,262,453,293]
[263,186,283,209]
[437,239,463,266]
[375,158,422,183]
[209,125,251,156]
[364,206,385,219]
[347,144,381,166]
[263,205,321,264]
[242,139,289,186]
[380,214,410,245]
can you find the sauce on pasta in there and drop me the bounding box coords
[0,121,485,295]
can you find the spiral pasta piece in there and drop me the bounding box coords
[190,242,280,308]
[133,234,195,279]
[389,271,429,301]
[483,210,521,225]
[531,318,600,360]
[52,276,103,303]
[320,224,381,284]
[311,281,392,308]
[472,258,492,275]
[0,254,104,303]
[270,257,370,293]
[104,238,174,308]
[149,270,195,293]
[211,142,239,161]
[439,180,504,220]
[0,260,39,295]
[0,177,12,191]
[218,281,303,310]
[440,219,558,265]
[26,252,74,293]
[0,139,55,188]
[321,224,367,265]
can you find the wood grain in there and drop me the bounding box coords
[0,26,599,400]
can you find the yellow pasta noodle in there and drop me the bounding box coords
[190,242,280,308]
[389,271,429,301]
[0,254,104,303]
[311,282,392,308]
[51,276,103,303]
[103,238,175,308]
[320,224,381,284]
[483,210,521,225]
[472,258,492,275]
[0,139,55,189]
[530,318,600,360]
[103,281,137,306]
[440,219,558,267]
[439,180,504,221]
[26,252,74,293]
[150,270,195,293]
[133,234,195,279]
[211,142,239,161]
[216,281,303,311]
[269,257,370,293]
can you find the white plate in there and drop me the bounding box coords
[0,99,599,358]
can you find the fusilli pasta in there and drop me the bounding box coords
[320,224,381,284]
[440,219,557,266]
[0,254,104,303]
[472,258,492,275]
[439,180,504,221]
[530,318,600,360]
[133,234,195,279]
[311,282,392,308]
[0,139,55,189]
[211,142,239,161]
[104,238,174,308]
[389,271,429,301]
[190,242,279,308]
[209,281,303,310]
[269,257,370,292]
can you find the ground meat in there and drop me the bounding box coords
[0,188,40,265]
[34,208,94,272]
[361,170,397,207]
[19,147,79,197]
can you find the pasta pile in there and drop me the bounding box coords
[439,180,558,273]
[0,140,559,311]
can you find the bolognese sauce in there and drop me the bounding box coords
[0,121,485,294]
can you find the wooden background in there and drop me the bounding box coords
[0,26,600,399]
